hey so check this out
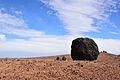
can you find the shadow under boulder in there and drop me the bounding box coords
[71,38,99,61]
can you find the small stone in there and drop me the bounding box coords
[62,56,66,61]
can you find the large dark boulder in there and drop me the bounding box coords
[71,38,99,61]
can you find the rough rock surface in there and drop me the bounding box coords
[0,53,120,80]
[71,38,99,60]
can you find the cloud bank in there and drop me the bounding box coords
[0,35,120,57]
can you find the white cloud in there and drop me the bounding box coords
[0,35,74,57]
[0,34,6,41]
[0,26,44,38]
[14,11,22,15]
[109,31,118,35]
[95,38,120,55]
[40,0,120,34]
[10,7,23,15]
[0,11,26,27]
[0,11,44,37]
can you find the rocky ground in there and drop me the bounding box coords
[0,52,120,80]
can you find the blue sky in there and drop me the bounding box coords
[0,0,67,36]
[0,0,120,57]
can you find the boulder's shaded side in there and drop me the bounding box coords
[71,38,99,61]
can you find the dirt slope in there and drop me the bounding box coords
[0,53,120,80]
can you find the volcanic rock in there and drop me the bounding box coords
[71,38,99,60]
[62,56,67,61]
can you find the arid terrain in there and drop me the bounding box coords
[0,52,120,80]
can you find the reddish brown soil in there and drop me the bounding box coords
[0,53,120,80]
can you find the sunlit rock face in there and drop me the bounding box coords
[71,38,99,61]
